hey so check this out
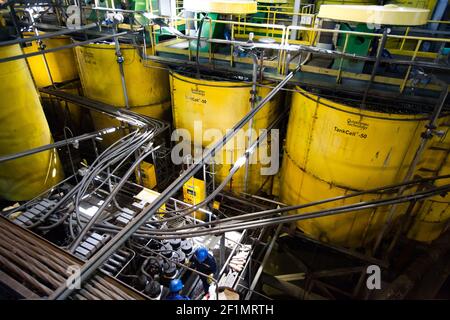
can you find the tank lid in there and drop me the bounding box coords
[318,4,429,26]
[184,0,258,14]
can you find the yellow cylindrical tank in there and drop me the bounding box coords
[75,43,171,144]
[407,116,450,243]
[0,44,63,201]
[23,34,79,87]
[40,82,84,132]
[280,87,429,248]
[23,33,82,132]
[170,72,281,194]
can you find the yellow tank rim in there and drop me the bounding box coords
[183,0,258,14]
[296,86,429,121]
[78,42,139,50]
[318,4,430,26]
[170,71,254,88]
[257,0,288,4]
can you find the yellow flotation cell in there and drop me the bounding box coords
[23,33,79,88]
[75,43,171,145]
[170,72,281,194]
[0,44,63,201]
[408,115,450,243]
[280,87,428,248]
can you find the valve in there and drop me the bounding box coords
[116,55,124,64]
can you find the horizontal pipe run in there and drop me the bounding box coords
[0,23,99,47]
[0,31,130,64]
[157,29,450,72]
[0,127,119,163]
[40,89,166,130]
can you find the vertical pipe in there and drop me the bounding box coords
[26,9,55,87]
[244,224,282,300]
[244,53,259,193]
[400,39,422,93]
[372,82,449,256]
[113,27,130,109]
[336,33,349,84]
[112,25,143,187]
[8,5,21,40]
[219,234,225,270]
[428,0,448,32]
[423,0,448,52]
[290,0,302,41]
[361,28,388,108]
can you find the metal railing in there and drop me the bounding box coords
[149,13,449,93]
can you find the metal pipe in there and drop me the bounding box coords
[219,234,225,270]
[113,27,130,109]
[0,127,119,163]
[147,172,450,235]
[25,8,55,86]
[218,230,247,278]
[138,184,450,240]
[149,103,289,220]
[111,25,142,186]
[244,52,259,194]
[362,28,388,107]
[0,31,130,64]
[69,145,160,253]
[290,0,302,40]
[49,64,301,300]
[39,89,157,129]
[6,4,21,41]
[244,224,282,300]
[372,81,449,255]
[0,255,53,296]
[157,25,450,72]
[423,0,449,52]
[233,228,267,291]
[92,6,146,14]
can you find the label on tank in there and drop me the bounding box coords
[347,118,369,130]
[334,118,369,139]
[186,87,207,104]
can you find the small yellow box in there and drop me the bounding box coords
[183,177,206,220]
[213,200,221,210]
[135,161,157,189]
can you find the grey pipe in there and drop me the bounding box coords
[49,64,302,300]
[0,127,119,163]
[244,224,282,300]
[372,79,449,255]
[243,52,259,194]
[0,23,99,47]
[0,31,130,63]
